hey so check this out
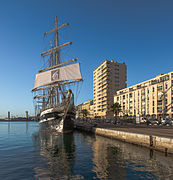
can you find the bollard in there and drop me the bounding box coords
[150,135,153,147]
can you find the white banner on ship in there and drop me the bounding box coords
[33,63,82,89]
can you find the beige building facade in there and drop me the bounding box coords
[93,60,127,118]
[114,72,173,118]
[76,100,94,119]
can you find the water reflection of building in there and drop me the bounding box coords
[92,135,173,179]
[92,136,126,179]
[33,132,76,179]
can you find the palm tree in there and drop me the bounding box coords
[80,109,89,120]
[110,102,121,123]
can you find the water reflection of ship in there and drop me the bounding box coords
[92,135,173,179]
[34,132,76,179]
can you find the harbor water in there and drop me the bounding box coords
[0,121,173,179]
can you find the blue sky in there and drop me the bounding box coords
[0,0,173,118]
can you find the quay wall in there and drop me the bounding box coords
[93,128,173,154]
[75,124,173,154]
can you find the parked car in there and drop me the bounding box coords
[146,119,158,125]
[140,117,147,123]
[150,119,159,125]
[163,118,172,126]
[161,118,166,124]
[146,119,151,125]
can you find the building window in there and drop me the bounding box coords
[152,87,155,92]
[157,85,162,91]
[165,83,168,89]
[164,99,167,104]
[153,107,154,113]
[157,106,162,112]
[157,100,162,106]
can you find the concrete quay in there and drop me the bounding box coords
[74,122,173,154]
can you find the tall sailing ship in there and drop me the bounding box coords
[32,17,83,133]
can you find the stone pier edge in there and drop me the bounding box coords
[75,125,173,154]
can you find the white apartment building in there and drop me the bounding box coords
[93,60,127,118]
[114,72,173,118]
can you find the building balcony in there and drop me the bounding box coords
[101,101,107,106]
[102,89,107,93]
[129,88,134,92]
[101,68,108,74]
[157,88,163,91]
[142,102,145,105]
[102,81,108,87]
[151,80,158,85]
[101,72,108,78]
[102,93,107,97]
[141,95,145,99]
[102,76,108,82]
[102,84,108,89]
[102,97,107,101]
[157,110,162,113]
[119,91,125,95]
[137,85,141,89]
[157,102,162,106]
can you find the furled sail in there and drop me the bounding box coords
[33,63,82,90]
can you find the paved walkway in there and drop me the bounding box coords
[110,127,173,138]
[75,122,173,138]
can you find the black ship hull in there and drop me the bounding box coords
[39,108,74,133]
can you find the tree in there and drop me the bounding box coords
[80,109,89,119]
[110,103,121,122]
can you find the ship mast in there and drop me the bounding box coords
[49,43,54,107]
[48,17,61,108]
[55,16,60,105]
[55,16,60,64]
[32,18,83,112]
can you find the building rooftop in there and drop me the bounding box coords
[115,71,173,95]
